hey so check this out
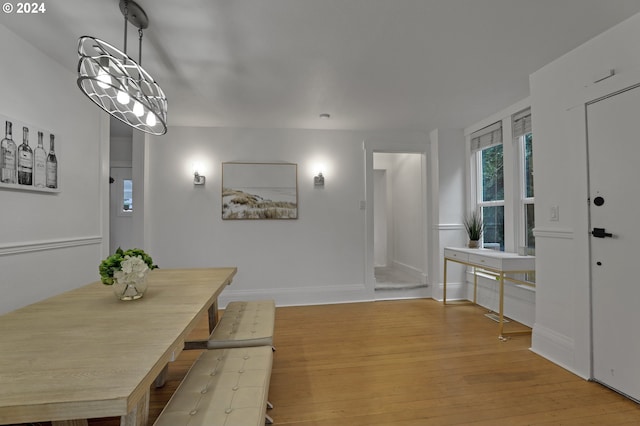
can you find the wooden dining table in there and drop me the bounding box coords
[0,267,237,426]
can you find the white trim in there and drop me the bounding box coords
[531,323,587,379]
[0,236,102,256]
[437,223,464,231]
[100,114,111,258]
[218,283,371,309]
[533,227,574,239]
[434,281,466,301]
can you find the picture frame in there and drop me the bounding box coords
[222,162,298,220]
[0,113,60,193]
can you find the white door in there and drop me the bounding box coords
[587,84,640,401]
[109,167,133,253]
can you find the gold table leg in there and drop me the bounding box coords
[443,258,448,305]
[499,272,505,339]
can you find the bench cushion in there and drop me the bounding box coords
[207,300,275,349]
[154,346,273,426]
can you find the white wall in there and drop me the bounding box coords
[530,13,640,377]
[110,135,132,167]
[390,153,424,277]
[145,127,369,306]
[0,25,105,314]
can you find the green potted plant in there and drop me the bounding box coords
[463,211,483,248]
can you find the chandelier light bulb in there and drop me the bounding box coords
[116,90,130,105]
[145,111,156,127]
[132,100,144,117]
[97,68,111,89]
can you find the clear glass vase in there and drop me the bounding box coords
[112,275,148,301]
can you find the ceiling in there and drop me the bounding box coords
[4,0,640,137]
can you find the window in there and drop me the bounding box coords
[123,179,133,213]
[472,122,505,251]
[522,134,534,250]
[513,109,534,254]
[469,109,534,257]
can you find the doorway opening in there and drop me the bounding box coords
[373,152,428,299]
[109,118,134,253]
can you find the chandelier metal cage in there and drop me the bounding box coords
[77,0,167,135]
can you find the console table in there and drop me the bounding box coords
[443,247,535,339]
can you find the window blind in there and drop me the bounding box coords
[470,121,502,152]
[512,108,532,139]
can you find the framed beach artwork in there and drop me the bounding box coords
[222,162,298,220]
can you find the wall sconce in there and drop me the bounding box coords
[193,163,206,185]
[194,171,206,185]
[314,172,325,186]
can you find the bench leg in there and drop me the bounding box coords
[267,400,274,409]
[265,413,274,424]
[154,364,169,388]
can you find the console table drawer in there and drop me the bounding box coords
[468,253,501,270]
[444,249,468,263]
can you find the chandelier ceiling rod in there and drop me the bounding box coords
[123,2,128,55]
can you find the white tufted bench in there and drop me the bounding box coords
[153,346,274,426]
[206,300,276,350]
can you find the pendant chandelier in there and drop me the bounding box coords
[77,0,167,135]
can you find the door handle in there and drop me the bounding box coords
[592,227,613,238]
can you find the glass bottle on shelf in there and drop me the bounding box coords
[1,120,17,184]
[18,126,33,185]
[46,134,58,189]
[33,131,47,188]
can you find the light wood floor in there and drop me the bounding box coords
[76,299,640,425]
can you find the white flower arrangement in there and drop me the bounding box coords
[99,247,156,285]
[113,255,149,285]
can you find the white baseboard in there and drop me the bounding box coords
[434,281,466,301]
[375,287,431,301]
[218,283,372,308]
[531,323,588,379]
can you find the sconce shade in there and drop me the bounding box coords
[194,172,206,185]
